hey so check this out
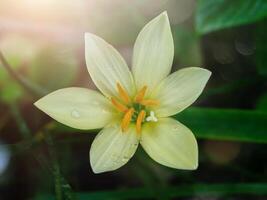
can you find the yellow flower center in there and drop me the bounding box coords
[111,83,159,133]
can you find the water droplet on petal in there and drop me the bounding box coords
[122,156,129,162]
[92,101,99,106]
[102,109,109,113]
[71,109,80,118]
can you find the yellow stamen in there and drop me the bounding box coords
[135,86,147,102]
[121,108,134,132]
[139,99,159,106]
[111,97,128,112]
[136,110,146,133]
[117,83,131,104]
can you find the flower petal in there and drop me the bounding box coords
[85,33,135,98]
[132,11,174,94]
[153,67,211,117]
[90,123,139,173]
[34,87,115,130]
[141,118,198,170]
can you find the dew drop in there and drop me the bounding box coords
[92,101,99,106]
[111,154,119,162]
[102,109,109,113]
[71,109,80,118]
[122,156,129,162]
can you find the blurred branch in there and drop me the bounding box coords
[0,51,47,97]
[10,104,32,139]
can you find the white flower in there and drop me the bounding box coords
[34,12,211,173]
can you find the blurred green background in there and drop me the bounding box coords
[0,0,267,199]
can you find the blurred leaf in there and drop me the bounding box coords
[0,35,44,101]
[0,81,23,103]
[202,76,262,100]
[29,46,78,91]
[0,34,40,68]
[35,183,267,199]
[255,19,267,76]
[256,93,267,111]
[175,107,267,143]
[172,26,202,67]
[196,0,267,34]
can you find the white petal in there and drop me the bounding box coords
[34,87,115,130]
[85,33,135,98]
[141,118,198,170]
[90,123,139,173]
[153,67,211,117]
[132,11,174,95]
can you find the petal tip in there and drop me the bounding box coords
[84,32,96,43]
[90,156,111,174]
[200,68,212,80]
[91,166,103,174]
[204,68,212,77]
[157,11,170,24]
[89,154,103,174]
[188,67,212,79]
[160,11,168,18]
[190,159,199,170]
[33,98,43,110]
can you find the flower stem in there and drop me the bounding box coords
[0,50,47,97]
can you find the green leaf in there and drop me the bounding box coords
[172,26,202,67]
[175,107,267,143]
[255,19,267,76]
[196,0,267,34]
[256,93,267,111]
[35,183,267,199]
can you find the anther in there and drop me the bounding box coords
[111,97,128,112]
[121,108,135,132]
[117,83,131,104]
[136,110,146,133]
[139,99,159,106]
[135,86,147,102]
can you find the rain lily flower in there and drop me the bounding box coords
[34,12,211,173]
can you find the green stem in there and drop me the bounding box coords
[0,50,47,97]
[10,104,75,200]
[45,134,63,200]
